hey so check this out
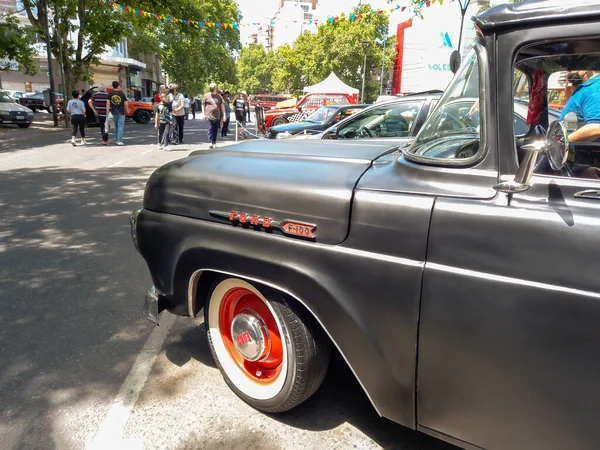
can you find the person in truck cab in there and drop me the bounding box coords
[560,70,600,143]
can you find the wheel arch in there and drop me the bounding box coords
[186,266,383,418]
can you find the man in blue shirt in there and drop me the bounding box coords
[560,70,600,142]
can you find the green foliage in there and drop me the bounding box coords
[234,44,276,94]
[268,3,393,102]
[0,12,37,75]
[21,0,134,91]
[129,0,241,94]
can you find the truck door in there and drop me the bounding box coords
[417,34,600,450]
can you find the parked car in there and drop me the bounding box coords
[313,90,442,143]
[262,92,357,129]
[81,87,153,125]
[1,90,25,102]
[18,92,63,113]
[249,93,293,111]
[266,104,368,139]
[131,2,600,449]
[0,91,34,127]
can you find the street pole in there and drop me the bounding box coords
[380,38,386,95]
[361,40,370,103]
[457,0,471,59]
[43,0,58,126]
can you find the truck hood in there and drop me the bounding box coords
[143,140,399,244]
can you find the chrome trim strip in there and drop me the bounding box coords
[427,262,600,299]
[186,268,383,417]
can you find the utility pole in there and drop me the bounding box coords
[457,0,471,59]
[43,0,58,126]
[361,40,371,103]
[380,37,386,95]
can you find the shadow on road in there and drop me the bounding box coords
[0,165,161,449]
[0,117,157,153]
[168,322,458,450]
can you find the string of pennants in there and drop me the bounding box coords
[100,0,454,30]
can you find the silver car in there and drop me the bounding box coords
[0,91,34,128]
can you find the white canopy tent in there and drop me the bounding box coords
[303,72,359,95]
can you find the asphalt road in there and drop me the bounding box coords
[0,114,457,450]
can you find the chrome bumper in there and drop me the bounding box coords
[142,285,164,325]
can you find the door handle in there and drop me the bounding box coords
[574,190,600,199]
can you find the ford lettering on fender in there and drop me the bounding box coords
[131,2,600,449]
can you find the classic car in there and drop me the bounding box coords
[262,92,357,129]
[132,1,600,449]
[81,87,153,125]
[0,91,34,127]
[265,104,368,139]
[18,92,63,113]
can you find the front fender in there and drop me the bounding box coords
[136,209,420,429]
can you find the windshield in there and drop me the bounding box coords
[407,48,483,163]
[0,93,13,103]
[305,106,338,124]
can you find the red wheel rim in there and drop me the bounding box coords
[219,287,284,384]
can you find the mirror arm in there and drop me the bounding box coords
[494,145,543,194]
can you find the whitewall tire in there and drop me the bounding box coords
[205,277,330,412]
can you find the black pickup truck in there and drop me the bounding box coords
[19,92,64,113]
[132,1,600,449]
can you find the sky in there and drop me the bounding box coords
[236,0,412,46]
[236,0,393,25]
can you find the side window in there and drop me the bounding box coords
[514,37,600,180]
[337,101,423,139]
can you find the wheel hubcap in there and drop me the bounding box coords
[230,310,269,362]
[218,286,285,385]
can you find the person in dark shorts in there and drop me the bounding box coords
[155,93,173,151]
[232,91,248,137]
[67,90,87,146]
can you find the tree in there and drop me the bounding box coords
[235,44,275,93]
[0,11,37,88]
[129,0,241,94]
[0,12,37,74]
[270,3,392,102]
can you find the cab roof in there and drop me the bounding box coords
[474,0,600,33]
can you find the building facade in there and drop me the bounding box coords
[0,5,162,98]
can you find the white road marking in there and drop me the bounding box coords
[141,149,153,155]
[86,313,176,450]
[108,160,123,168]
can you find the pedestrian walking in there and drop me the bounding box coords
[67,90,87,146]
[202,82,225,148]
[168,83,185,144]
[221,91,231,138]
[232,90,249,138]
[106,80,128,146]
[184,94,190,120]
[155,93,173,151]
[88,84,109,145]
[190,96,197,119]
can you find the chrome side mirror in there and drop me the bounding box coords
[494,121,569,194]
